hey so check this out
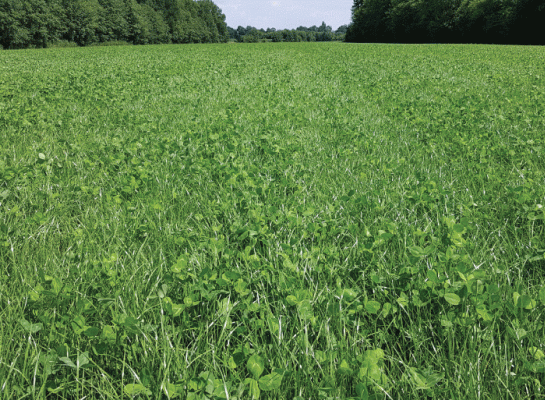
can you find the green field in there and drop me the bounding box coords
[1,42,545,399]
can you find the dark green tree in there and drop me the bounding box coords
[0,0,31,48]
[346,0,544,44]
[0,0,65,48]
[97,0,129,42]
[454,0,512,43]
[317,21,332,32]
[346,0,392,42]
[1,0,229,48]
[510,0,544,44]
[62,0,103,46]
[336,24,349,34]
[196,0,228,43]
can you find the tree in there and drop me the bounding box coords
[195,0,228,43]
[346,0,542,44]
[317,21,332,32]
[269,30,282,42]
[346,0,392,42]
[454,0,512,43]
[0,0,31,49]
[510,0,545,44]
[1,0,229,48]
[0,0,66,48]
[125,0,169,44]
[62,0,103,46]
[235,25,246,41]
[97,0,129,42]
[242,28,262,42]
[336,24,349,34]
[388,0,430,42]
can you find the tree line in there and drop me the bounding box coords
[228,22,348,43]
[0,0,229,49]
[346,0,544,44]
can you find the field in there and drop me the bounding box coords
[1,42,545,399]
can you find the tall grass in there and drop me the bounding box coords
[1,42,544,399]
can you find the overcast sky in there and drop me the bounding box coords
[215,0,353,31]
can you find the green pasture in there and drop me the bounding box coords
[1,42,545,399]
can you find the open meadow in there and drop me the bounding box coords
[1,42,545,399]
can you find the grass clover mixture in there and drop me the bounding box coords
[1,42,544,399]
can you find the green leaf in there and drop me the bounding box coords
[453,223,465,233]
[102,325,116,341]
[339,288,358,302]
[39,350,58,376]
[409,245,425,257]
[518,294,535,309]
[397,292,409,307]
[188,377,205,392]
[509,327,528,340]
[51,277,63,295]
[72,315,86,334]
[19,318,43,334]
[381,302,393,318]
[59,357,76,369]
[116,314,139,333]
[162,382,183,399]
[513,291,521,306]
[365,301,381,314]
[476,306,493,322]
[164,297,185,317]
[198,371,215,395]
[297,299,314,320]
[228,356,238,370]
[406,367,444,390]
[124,384,152,397]
[212,379,228,399]
[444,293,460,305]
[244,378,260,399]
[84,326,100,337]
[247,354,264,380]
[338,359,354,375]
[426,269,438,283]
[358,349,389,387]
[529,347,545,361]
[539,287,545,305]
[286,295,298,306]
[355,382,369,400]
[258,372,283,391]
[77,352,90,368]
[235,279,250,296]
[528,360,545,373]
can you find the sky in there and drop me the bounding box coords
[215,0,354,31]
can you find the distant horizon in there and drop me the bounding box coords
[216,0,353,32]
[225,23,349,31]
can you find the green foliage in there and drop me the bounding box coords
[230,23,346,43]
[1,42,545,399]
[0,0,228,49]
[347,0,544,44]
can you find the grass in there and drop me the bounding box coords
[1,42,545,399]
